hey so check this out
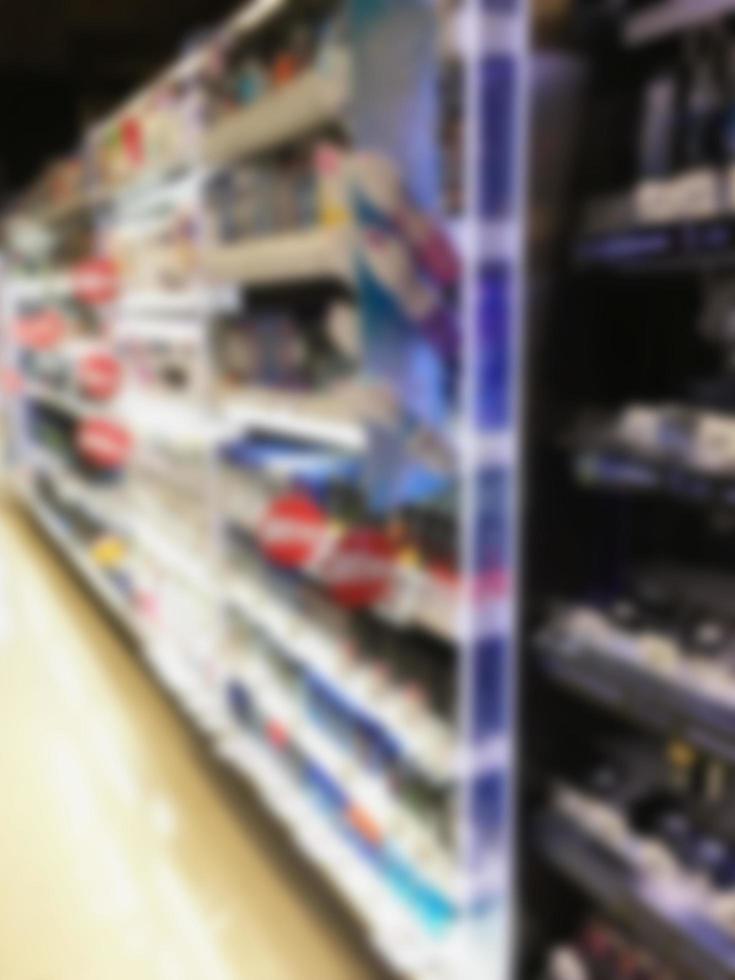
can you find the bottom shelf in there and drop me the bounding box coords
[537,810,735,980]
[19,492,504,980]
[27,494,141,640]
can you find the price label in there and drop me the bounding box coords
[77,351,123,401]
[258,492,329,569]
[76,418,133,469]
[15,310,67,350]
[72,257,119,305]
[322,528,397,610]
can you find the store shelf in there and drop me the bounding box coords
[96,153,193,210]
[112,169,203,220]
[575,213,735,272]
[221,391,368,452]
[204,65,351,168]
[227,577,455,785]
[538,630,735,766]
[9,272,76,303]
[116,289,223,319]
[228,672,414,861]
[139,640,232,738]
[117,318,207,343]
[26,496,140,639]
[215,729,462,980]
[0,2,514,974]
[624,0,735,48]
[18,485,484,980]
[26,382,119,420]
[120,395,219,444]
[21,479,462,975]
[134,519,218,598]
[23,481,461,979]
[30,449,131,532]
[376,567,460,644]
[573,443,735,505]
[202,226,354,286]
[537,808,735,980]
[224,491,459,645]
[136,641,464,980]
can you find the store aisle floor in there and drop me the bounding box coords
[0,499,382,980]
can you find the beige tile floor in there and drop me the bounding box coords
[0,498,383,980]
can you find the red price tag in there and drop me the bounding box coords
[76,418,133,469]
[77,352,123,401]
[72,257,119,305]
[322,528,396,610]
[15,311,67,350]
[258,492,329,570]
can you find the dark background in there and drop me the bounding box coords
[0,0,243,196]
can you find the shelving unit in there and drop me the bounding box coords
[526,1,735,978]
[625,0,735,48]
[537,808,735,980]
[0,2,523,978]
[538,611,735,764]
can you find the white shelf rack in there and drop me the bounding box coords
[116,289,223,320]
[226,577,455,785]
[204,63,352,168]
[26,382,120,421]
[0,1,521,976]
[27,496,141,638]
[221,390,368,451]
[202,225,354,286]
[29,447,131,529]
